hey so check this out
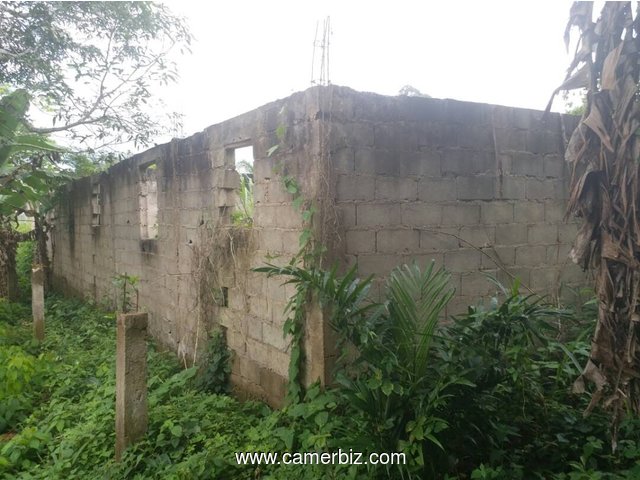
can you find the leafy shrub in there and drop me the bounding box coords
[0,346,48,433]
[195,328,231,394]
[15,239,34,301]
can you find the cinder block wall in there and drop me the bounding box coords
[50,85,586,405]
[51,88,326,406]
[323,86,585,316]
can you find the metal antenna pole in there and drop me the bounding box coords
[311,16,331,86]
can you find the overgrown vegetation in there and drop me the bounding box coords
[547,2,640,437]
[3,262,640,478]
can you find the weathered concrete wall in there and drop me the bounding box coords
[323,87,584,316]
[50,85,586,405]
[51,89,325,406]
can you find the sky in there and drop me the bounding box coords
[158,0,577,143]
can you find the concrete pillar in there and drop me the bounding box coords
[32,266,44,341]
[303,296,335,387]
[115,312,148,461]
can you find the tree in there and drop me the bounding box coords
[0,1,191,149]
[550,2,640,446]
[0,2,191,299]
[398,85,431,98]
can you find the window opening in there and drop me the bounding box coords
[91,182,101,227]
[139,162,158,239]
[229,145,254,226]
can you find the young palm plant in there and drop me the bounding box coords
[337,262,468,478]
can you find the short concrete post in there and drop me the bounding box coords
[32,267,45,342]
[115,312,148,462]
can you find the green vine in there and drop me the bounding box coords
[260,128,322,403]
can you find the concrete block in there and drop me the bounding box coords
[543,154,565,177]
[526,179,555,200]
[357,203,402,227]
[247,295,268,316]
[444,249,482,272]
[530,267,558,290]
[559,263,587,284]
[495,224,528,245]
[233,355,260,385]
[346,230,376,254]
[458,226,495,248]
[336,203,356,227]
[527,224,558,244]
[419,229,459,252]
[441,149,495,175]
[515,202,544,222]
[376,229,420,253]
[495,266,531,288]
[247,318,263,342]
[526,130,561,154]
[441,204,481,226]
[258,229,283,252]
[417,122,460,148]
[246,337,269,367]
[357,254,403,276]
[336,174,375,201]
[497,176,526,200]
[374,123,418,151]
[558,223,578,243]
[331,148,355,173]
[354,148,400,176]
[460,272,496,296]
[418,177,456,202]
[495,128,527,152]
[481,202,514,224]
[508,152,543,177]
[481,246,516,269]
[515,245,548,266]
[218,169,241,189]
[456,125,494,149]
[544,201,567,223]
[259,367,287,407]
[397,97,447,123]
[445,99,492,125]
[375,177,418,201]
[402,203,442,226]
[262,322,289,351]
[330,122,375,149]
[445,295,476,319]
[406,149,441,176]
[546,245,559,264]
[457,176,495,201]
[558,243,572,261]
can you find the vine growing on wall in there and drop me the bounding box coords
[257,125,323,403]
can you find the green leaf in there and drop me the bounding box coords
[275,124,287,141]
[267,145,279,157]
[381,381,394,396]
[315,411,329,427]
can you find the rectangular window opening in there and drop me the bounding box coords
[91,182,101,227]
[228,145,254,226]
[139,162,158,240]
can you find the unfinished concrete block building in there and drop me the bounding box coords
[50,85,585,405]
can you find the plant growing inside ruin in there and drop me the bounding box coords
[230,160,254,227]
[112,273,139,313]
[195,329,231,394]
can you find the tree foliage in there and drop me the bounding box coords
[0,1,191,149]
[550,1,640,445]
[0,2,191,299]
